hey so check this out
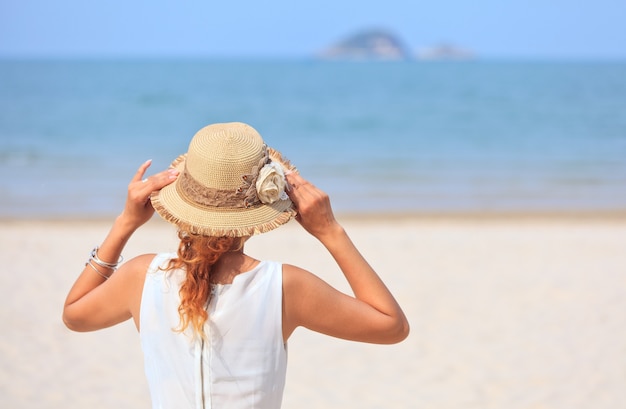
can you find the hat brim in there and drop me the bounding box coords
[151,148,297,237]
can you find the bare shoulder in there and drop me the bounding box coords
[281,263,324,294]
[118,253,158,277]
[115,253,159,329]
[281,263,302,285]
[127,253,159,268]
[281,263,316,341]
[111,253,159,294]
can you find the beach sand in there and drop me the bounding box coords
[1,214,625,409]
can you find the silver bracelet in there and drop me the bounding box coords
[86,260,112,280]
[90,246,123,270]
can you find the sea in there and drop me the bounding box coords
[1,59,625,218]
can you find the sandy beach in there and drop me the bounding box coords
[1,213,625,409]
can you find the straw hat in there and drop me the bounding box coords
[151,122,297,237]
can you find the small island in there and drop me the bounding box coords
[316,29,411,61]
[416,43,474,61]
[316,28,475,61]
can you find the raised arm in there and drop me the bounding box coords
[62,160,179,331]
[282,173,409,344]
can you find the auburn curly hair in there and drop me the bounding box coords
[167,231,245,337]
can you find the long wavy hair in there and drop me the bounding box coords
[167,231,245,337]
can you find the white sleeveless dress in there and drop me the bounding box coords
[140,253,288,409]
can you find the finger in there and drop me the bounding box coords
[131,159,153,183]
[128,168,179,208]
[137,168,179,193]
[286,172,306,188]
[287,180,320,214]
[286,174,308,205]
[286,173,316,196]
[150,168,180,189]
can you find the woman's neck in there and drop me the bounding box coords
[211,250,259,285]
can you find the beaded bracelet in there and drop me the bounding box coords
[90,246,124,270]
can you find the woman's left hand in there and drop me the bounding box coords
[120,160,179,230]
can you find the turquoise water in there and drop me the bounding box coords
[1,59,625,217]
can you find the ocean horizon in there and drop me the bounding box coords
[1,59,625,218]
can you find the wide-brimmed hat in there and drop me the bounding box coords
[151,122,296,237]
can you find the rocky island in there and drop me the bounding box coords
[316,29,411,61]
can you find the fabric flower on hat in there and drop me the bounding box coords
[256,162,288,204]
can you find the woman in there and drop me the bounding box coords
[63,122,409,408]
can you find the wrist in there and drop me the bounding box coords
[316,222,347,247]
[114,212,142,235]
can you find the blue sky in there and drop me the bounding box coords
[1,0,625,59]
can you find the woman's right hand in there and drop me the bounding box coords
[120,160,179,231]
[282,172,410,345]
[285,172,342,241]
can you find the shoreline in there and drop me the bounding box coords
[3,208,626,224]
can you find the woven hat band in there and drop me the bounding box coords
[175,146,272,210]
[175,169,254,209]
